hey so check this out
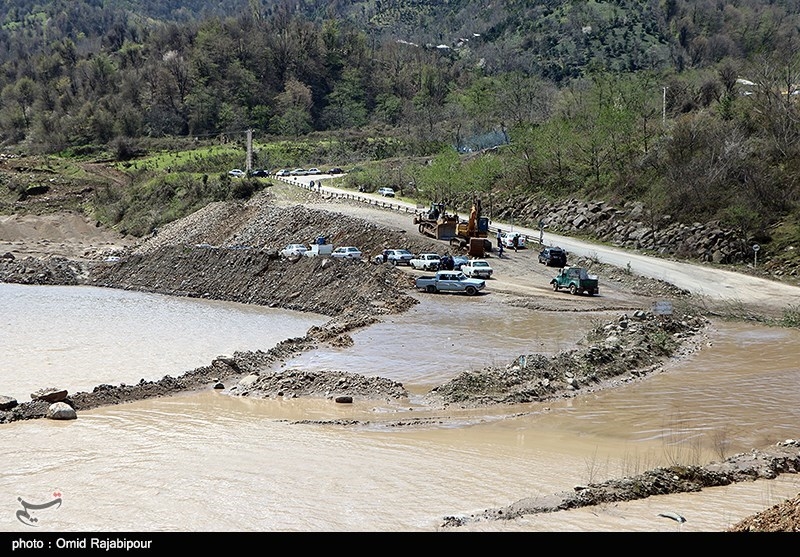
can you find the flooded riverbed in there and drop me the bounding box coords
[1,284,799,532]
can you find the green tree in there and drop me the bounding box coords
[8,77,38,129]
[270,78,313,136]
[416,148,462,206]
[321,69,368,129]
[413,65,450,135]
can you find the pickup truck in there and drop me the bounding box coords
[550,266,599,296]
[409,253,441,271]
[415,271,485,296]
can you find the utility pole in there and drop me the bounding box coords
[246,129,253,172]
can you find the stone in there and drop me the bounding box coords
[237,374,260,388]
[30,388,68,403]
[46,402,76,420]
[212,355,239,371]
[0,395,18,411]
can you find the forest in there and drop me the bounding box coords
[1,0,800,262]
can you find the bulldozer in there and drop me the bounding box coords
[413,202,459,241]
[450,198,491,257]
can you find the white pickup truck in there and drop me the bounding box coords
[415,271,485,296]
[409,253,441,271]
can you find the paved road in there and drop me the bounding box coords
[283,174,800,314]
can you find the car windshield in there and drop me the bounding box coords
[473,261,489,267]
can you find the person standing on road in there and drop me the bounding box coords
[496,229,503,250]
[512,234,519,252]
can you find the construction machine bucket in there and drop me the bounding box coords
[468,237,486,257]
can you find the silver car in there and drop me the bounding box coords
[375,249,413,266]
[280,243,308,257]
[331,246,362,260]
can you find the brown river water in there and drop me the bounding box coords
[2,284,799,532]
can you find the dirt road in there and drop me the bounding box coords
[286,175,792,317]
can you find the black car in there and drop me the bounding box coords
[538,246,567,267]
[251,169,270,177]
[328,167,344,174]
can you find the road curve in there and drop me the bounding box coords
[287,174,800,314]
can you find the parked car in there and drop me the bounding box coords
[251,169,270,177]
[307,167,321,174]
[280,243,308,257]
[374,249,414,266]
[551,266,599,296]
[415,271,485,296]
[377,187,395,197]
[409,253,441,271]
[228,169,246,177]
[289,168,307,176]
[538,246,567,267]
[461,259,494,279]
[328,167,344,174]
[331,246,363,260]
[275,169,291,177]
[499,232,527,249]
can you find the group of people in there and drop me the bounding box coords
[439,253,455,270]
[495,229,521,256]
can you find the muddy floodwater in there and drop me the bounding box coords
[2,284,799,532]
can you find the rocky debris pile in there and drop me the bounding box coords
[426,310,708,407]
[0,312,379,423]
[491,197,749,265]
[442,439,800,528]
[230,369,408,401]
[73,191,452,319]
[133,191,443,261]
[729,493,800,532]
[0,387,74,421]
[0,254,85,285]
[89,244,418,318]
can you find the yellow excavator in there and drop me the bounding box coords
[450,197,490,257]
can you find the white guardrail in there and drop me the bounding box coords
[274,175,422,216]
[273,175,522,242]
